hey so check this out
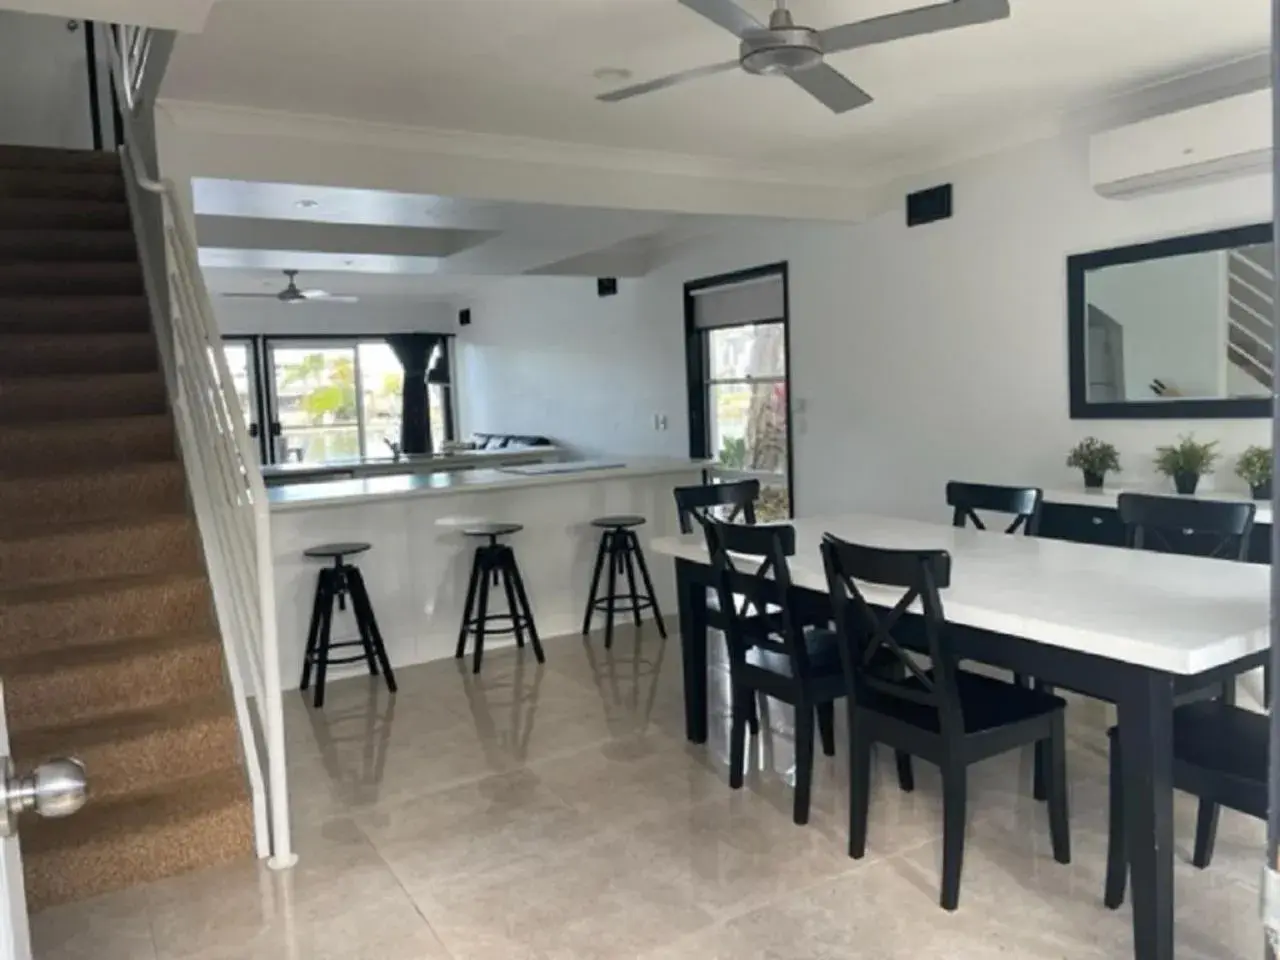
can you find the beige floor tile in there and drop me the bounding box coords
[36,627,1269,960]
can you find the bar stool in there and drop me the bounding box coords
[454,522,543,674]
[581,515,666,649]
[300,542,397,708]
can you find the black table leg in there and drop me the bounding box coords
[1115,668,1175,960]
[675,558,708,744]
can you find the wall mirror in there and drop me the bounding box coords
[1068,223,1273,419]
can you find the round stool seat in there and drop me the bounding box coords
[304,542,372,560]
[591,515,646,529]
[462,522,523,538]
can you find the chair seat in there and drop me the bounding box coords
[591,515,646,529]
[862,669,1066,734]
[304,542,371,560]
[462,522,523,538]
[1171,701,1268,782]
[746,627,844,678]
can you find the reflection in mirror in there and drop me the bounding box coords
[1083,241,1274,403]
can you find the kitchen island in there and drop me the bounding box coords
[267,459,704,688]
[260,444,557,486]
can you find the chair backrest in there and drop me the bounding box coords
[1116,493,1256,561]
[704,520,807,670]
[820,533,963,736]
[946,481,1043,535]
[673,478,760,534]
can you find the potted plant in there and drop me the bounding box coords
[1236,445,1273,500]
[1066,437,1120,490]
[1154,434,1219,495]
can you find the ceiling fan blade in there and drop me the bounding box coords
[678,0,763,38]
[292,294,359,305]
[820,0,1010,55]
[788,64,873,114]
[220,292,280,299]
[597,59,739,102]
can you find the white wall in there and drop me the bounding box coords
[641,134,1271,521]
[456,277,685,458]
[214,297,456,337]
[0,12,93,150]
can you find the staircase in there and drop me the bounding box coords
[0,144,253,910]
[1226,244,1275,392]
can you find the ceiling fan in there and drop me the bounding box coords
[221,269,359,305]
[598,0,1011,114]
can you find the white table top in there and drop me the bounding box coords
[1043,486,1273,525]
[650,513,1269,676]
[267,459,705,512]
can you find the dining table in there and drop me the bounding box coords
[649,512,1270,960]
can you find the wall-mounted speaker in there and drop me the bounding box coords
[458,308,472,327]
[906,184,953,227]
[597,277,618,297]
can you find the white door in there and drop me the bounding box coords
[0,681,88,960]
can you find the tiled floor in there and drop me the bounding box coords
[34,628,1265,959]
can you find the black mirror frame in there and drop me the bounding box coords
[1067,222,1274,420]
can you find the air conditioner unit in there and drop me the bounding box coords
[1089,88,1272,199]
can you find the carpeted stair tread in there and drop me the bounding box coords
[22,768,253,910]
[0,169,124,202]
[12,694,241,803]
[0,295,149,334]
[0,513,200,586]
[0,331,156,377]
[0,143,253,908]
[0,146,120,173]
[0,261,143,296]
[0,460,185,522]
[0,569,214,657]
[0,414,175,474]
[2,631,225,731]
[0,370,165,423]
[0,230,137,262]
[0,198,129,231]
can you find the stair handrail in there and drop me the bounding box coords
[105,29,295,870]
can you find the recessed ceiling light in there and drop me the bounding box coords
[592,67,632,83]
[295,199,319,209]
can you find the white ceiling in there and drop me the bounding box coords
[166,0,1269,180]
[194,177,735,300]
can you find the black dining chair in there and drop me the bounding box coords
[946,481,1044,535]
[820,533,1071,910]
[1116,492,1256,561]
[706,519,853,825]
[673,478,760,534]
[1104,699,1266,908]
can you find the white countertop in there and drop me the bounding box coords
[267,458,706,511]
[650,513,1268,676]
[1043,485,1272,525]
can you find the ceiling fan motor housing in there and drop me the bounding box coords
[739,7,823,75]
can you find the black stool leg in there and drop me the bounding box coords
[508,548,544,664]
[499,548,525,649]
[342,565,380,678]
[621,534,644,629]
[582,532,609,636]
[604,531,620,649]
[629,533,667,639]
[300,567,328,692]
[348,567,397,693]
[473,549,493,674]
[456,549,483,660]
[312,568,337,709]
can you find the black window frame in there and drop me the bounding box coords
[683,262,795,518]
[220,332,458,465]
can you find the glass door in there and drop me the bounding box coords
[221,339,266,462]
[267,342,362,464]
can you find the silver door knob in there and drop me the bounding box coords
[0,757,87,837]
